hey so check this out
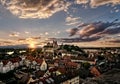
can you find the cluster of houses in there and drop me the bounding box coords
[25,57,80,84]
[0,57,22,73]
[25,55,80,84]
[25,56,47,71]
[0,54,81,84]
[1,41,118,84]
[0,55,47,74]
[0,40,95,84]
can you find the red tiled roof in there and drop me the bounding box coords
[62,56,71,63]
[26,56,35,61]
[54,59,60,63]
[26,56,43,64]
[63,56,71,60]
[10,57,21,63]
[67,62,78,67]
[2,60,9,65]
[90,66,101,77]
[31,77,54,84]
[49,67,58,72]
[58,67,66,74]
[2,57,22,65]
[35,58,43,64]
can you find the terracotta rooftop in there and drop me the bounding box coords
[49,67,58,72]
[66,62,78,67]
[30,77,54,84]
[2,60,9,65]
[58,67,66,74]
[10,57,21,63]
[26,56,44,65]
[35,58,43,64]
[2,57,22,65]
[63,56,71,60]
[26,56,35,61]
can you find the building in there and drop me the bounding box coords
[0,57,22,73]
[61,76,80,84]
[25,56,48,71]
[42,40,59,53]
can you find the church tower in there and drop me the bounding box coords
[40,59,47,71]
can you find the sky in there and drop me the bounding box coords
[0,0,120,48]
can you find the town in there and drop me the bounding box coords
[0,0,120,84]
[0,40,120,84]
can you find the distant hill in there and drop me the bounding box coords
[0,44,28,49]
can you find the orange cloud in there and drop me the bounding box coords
[1,0,71,19]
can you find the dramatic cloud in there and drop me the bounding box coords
[0,0,71,19]
[1,0,120,19]
[90,0,120,8]
[0,41,12,45]
[0,39,16,46]
[61,36,102,43]
[75,0,89,4]
[17,36,42,48]
[66,19,120,42]
[65,16,81,25]
[108,39,120,43]
[96,27,120,35]
[18,36,41,42]
[75,0,120,8]
[66,28,78,36]
[68,20,119,37]
[18,38,26,42]
[78,21,117,37]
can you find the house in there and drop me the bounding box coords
[28,77,55,84]
[25,56,35,68]
[1,60,10,73]
[15,71,30,84]
[19,55,26,66]
[0,61,3,73]
[42,40,59,53]
[10,57,21,68]
[25,56,47,71]
[0,57,22,73]
[40,59,47,71]
[61,76,79,84]
[90,66,101,77]
[66,61,79,69]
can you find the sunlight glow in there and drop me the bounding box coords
[27,37,37,48]
[29,42,36,48]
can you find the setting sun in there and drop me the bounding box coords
[29,43,36,48]
[27,38,37,48]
